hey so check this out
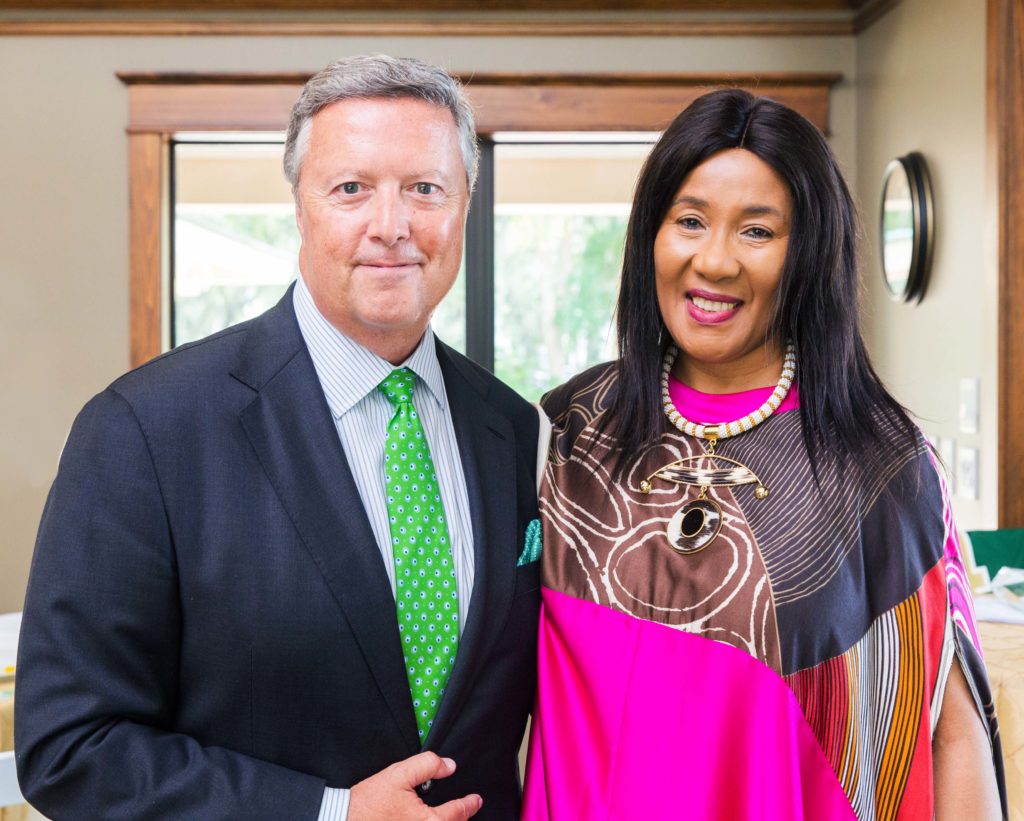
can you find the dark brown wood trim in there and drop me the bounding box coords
[852,0,900,31]
[117,70,844,88]
[129,133,164,369]
[123,71,839,365]
[118,72,312,86]
[0,18,855,36]
[0,0,856,9]
[125,84,304,133]
[121,73,840,134]
[990,0,1024,527]
[472,82,836,133]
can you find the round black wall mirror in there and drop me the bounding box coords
[879,151,934,303]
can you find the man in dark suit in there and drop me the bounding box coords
[15,54,541,821]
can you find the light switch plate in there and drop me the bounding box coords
[959,378,980,434]
[956,446,979,500]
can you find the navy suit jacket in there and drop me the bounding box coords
[15,288,541,820]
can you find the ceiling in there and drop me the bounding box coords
[0,0,875,8]
[0,0,901,36]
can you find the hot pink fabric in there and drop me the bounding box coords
[522,588,855,821]
[667,376,800,424]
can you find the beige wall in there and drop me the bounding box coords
[0,33,856,613]
[855,0,994,531]
[1,12,997,612]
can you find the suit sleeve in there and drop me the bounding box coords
[15,389,326,821]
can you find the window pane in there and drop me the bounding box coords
[492,142,651,401]
[173,141,298,346]
[431,258,466,354]
[172,139,466,354]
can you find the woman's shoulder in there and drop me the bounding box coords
[540,360,618,424]
[843,406,944,523]
[861,403,931,474]
[538,362,620,463]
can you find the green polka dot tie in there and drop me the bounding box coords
[378,368,459,743]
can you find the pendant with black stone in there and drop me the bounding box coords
[666,493,722,554]
[641,435,769,555]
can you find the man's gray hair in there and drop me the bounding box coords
[283,54,479,195]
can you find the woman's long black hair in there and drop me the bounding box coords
[608,88,917,479]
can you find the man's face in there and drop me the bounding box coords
[294,96,469,362]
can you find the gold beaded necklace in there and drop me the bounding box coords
[639,342,797,554]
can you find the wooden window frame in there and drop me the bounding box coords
[118,3,1024,528]
[988,0,1024,527]
[122,71,841,368]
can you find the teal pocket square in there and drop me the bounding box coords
[517,518,542,566]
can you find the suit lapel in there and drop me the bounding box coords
[424,346,519,751]
[233,293,421,753]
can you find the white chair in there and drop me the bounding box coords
[0,750,24,807]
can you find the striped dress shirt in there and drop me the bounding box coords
[291,277,475,821]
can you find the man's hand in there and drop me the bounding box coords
[348,751,483,821]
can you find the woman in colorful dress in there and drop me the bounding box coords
[522,89,1005,820]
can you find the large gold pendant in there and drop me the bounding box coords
[640,435,768,555]
[666,496,722,554]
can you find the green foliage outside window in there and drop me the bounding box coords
[494,212,625,401]
[174,211,298,346]
[173,209,625,403]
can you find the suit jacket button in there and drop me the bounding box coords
[418,779,433,794]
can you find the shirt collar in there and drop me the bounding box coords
[292,275,447,419]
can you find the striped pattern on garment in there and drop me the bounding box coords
[538,361,1005,819]
[292,276,475,632]
[653,462,758,488]
[317,786,349,821]
[544,362,925,610]
[785,589,926,821]
[540,411,785,669]
[720,411,924,606]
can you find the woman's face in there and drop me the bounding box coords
[654,148,793,390]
